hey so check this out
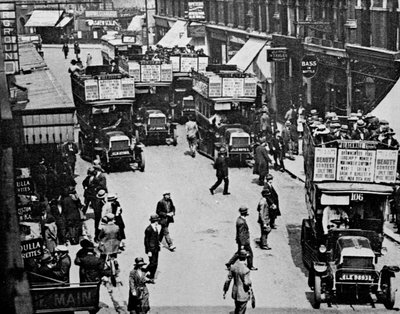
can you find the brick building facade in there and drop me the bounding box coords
[154,0,400,116]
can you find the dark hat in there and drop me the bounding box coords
[134,257,147,266]
[266,174,274,181]
[163,191,171,196]
[96,189,106,199]
[238,249,248,258]
[80,238,94,248]
[261,187,271,195]
[150,214,159,222]
[239,206,249,215]
[87,167,96,175]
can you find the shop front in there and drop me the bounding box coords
[207,28,227,64]
[154,15,172,44]
[24,10,63,43]
[75,10,119,41]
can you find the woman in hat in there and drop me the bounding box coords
[128,257,154,314]
[381,128,399,149]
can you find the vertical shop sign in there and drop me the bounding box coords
[0,2,19,74]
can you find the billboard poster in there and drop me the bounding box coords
[313,148,337,181]
[160,63,173,81]
[208,76,222,98]
[84,79,99,101]
[243,77,257,97]
[188,1,205,21]
[336,149,376,182]
[98,79,122,99]
[374,149,398,183]
[128,61,141,81]
[181,56,198,72]
[121,78,135,98]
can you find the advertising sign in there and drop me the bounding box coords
[121,78,135,98]
[17,204,32,221]
[188,1,205,20]
[21,238,43,259]
[187,24,205,37]
[160,63,173,81]
[313,148,337,181]
[198,56,208,72]
[243,77,257,97]
[301,54,318,79]
[98,79,122,99]
[170,56,180,72]
[181,56,198,72]
[223,77,243,97]
[141,64,160,82]
[15,177,34,194]
[208,76,222,98]
[192,75,208,98]
[128,61,141,81]
[336,149,376,182]
[267,48,288,62]
[84,79,99,101]
[374,150,398,183]
[0,2,19,74]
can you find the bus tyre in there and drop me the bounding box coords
[313,276,322,309]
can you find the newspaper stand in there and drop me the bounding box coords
[301,123,400,308]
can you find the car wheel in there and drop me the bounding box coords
[313,276,321,309]
[383,277,395,309]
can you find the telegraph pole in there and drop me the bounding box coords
[145,0,149,50]
[0,15,33,314]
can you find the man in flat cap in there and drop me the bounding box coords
[144,214,161,279]
[156,192,176,251]
[226,206,257,271]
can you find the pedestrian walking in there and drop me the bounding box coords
[62,43,69,59]
[156,192,176,251]
[42,211,58,254]
[263,174,281,229]
[226,206,257,271]
[61,140,78,176]
[144,214,161,279]
[62,186,83,245]
[74,240,106,283]
[257,188,272,250]
[254,140,271,186]
[271,130,285,171]
[53,245,71,283]
[50,198,67,245]
[93,189,107,242]
[92,164,108,192]
[223,249,254,314]
[185,115,199,157]
[282,121,295,160]
[98,213,121,261]
[82,167,97,214]
[209,147,230,195]
[109,194,126,247]
[128,257,155,314]
[86,52,93,66]
[73,41,80,58]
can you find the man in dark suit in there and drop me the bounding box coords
[210,147,230,195]
[74,241,106,283]
[223,249,253,314]
[144,214,161,279]
[156,192,176,251]
[255,140,271,185]
[226,206,257,271]
[109,60,119,74]
[263,174,281,229]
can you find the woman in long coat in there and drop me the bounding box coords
[128,257,153,314]
[62,187,83,245]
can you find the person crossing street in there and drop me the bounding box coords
[144,214,161,280]
[156,192,176,251]
[210,148,230,195]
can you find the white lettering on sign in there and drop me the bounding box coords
[336,149,376,182]
[98,79,122,99]
[84,79,99,101]
[313,147,337,181]
[208,76,222,98]
[351,193,364,201]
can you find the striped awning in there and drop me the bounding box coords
[25,10,63,27]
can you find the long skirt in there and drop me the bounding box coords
[128,290,150,314]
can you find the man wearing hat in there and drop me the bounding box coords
[254,139,271,185]
[223,249,253,314]
[351,119,370,140]
[380,128,399,149]
[93,189,107,242]
[98,213,121,260]
[156,192,176,251]
[61,140,78,176]
[92,162,107,193]
[271,130,285,172]
[314,124,330,147]
[61,186,83,245]
[53,245,71,283]
[226,206,257,271]
[263,174,281,229]
[282,121,295,160]
[338,125,350,140]
[257,189,272,250]
[36,252,59,283]
[144,214,161,279]
[210,147,230,195]
[82,167,97,214]
[74,240,106,283]
[128,257,154,314]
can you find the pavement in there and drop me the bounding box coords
[280,137,400,245]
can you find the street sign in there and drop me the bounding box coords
[267,48,288,62]
[301,54,318,78]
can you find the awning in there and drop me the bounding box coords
[371,78,400,139]
[251,44,272,83]
[56,16,73,28]
[25,10,63,27]
[157,20,188,48]
[227,38,267,72]
[128,14,145,32]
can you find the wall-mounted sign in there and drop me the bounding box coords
[188,1,205,21]
[0,2,19,74]
[187,24,205,38]
[85,10,118,18]
[267,48,288,62]
[301,54,318,78]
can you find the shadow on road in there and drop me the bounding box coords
[286,223,308,276]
